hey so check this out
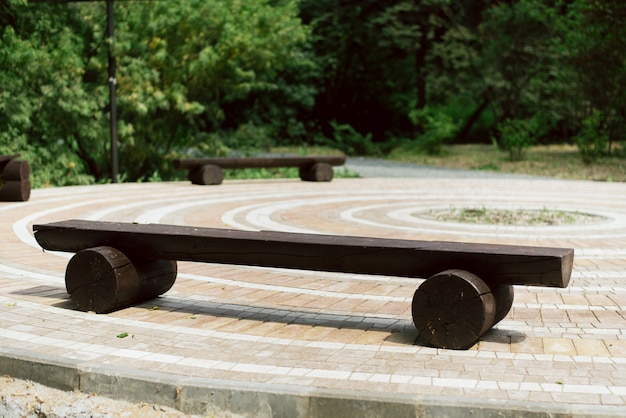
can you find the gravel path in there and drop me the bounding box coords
[345,157,548,179]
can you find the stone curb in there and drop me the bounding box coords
[1,347,624,418]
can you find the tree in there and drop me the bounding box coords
[476,1,568,137]
[1,0,313,184]
[566,0,626,153]
[0,0,107,186]
[114,0,313,180]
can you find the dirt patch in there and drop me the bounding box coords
[0,375,201,418]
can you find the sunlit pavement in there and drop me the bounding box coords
[1,174,625,416]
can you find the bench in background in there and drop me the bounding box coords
[173,155,346,185]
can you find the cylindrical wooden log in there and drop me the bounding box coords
[412,269,495,349]
[1,160,30,181]
[189,164,224,185]
[65,246,177,313]
[0,154,20,173]
[490,284,514,326]
[0,180,31,201]
[299,162,334,182]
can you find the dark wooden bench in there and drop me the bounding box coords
[32,220,574,349]
[0,154,31,201]
[173,155,346,185]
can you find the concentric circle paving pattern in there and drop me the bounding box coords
[1,177,626,410]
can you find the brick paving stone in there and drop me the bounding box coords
[2,177,626,414]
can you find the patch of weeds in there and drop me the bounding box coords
[474,162,500,171]
[334,167,360,178]
[224,167,299,180]
[421,206,604,226]
[221,165,358,181]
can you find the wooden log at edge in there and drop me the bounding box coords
[0,180,31,201]
[1,160,30,181]
[65,246,177,313]
[189,164,224,185]
[0,154,20,170]
[412,269,496,349]
[299,162,334,182]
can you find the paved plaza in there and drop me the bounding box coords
[1,168,625,416]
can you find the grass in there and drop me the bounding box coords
[223,166,359,180]
[387,143,626,182]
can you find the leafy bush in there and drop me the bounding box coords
[494,118,539,161]
[0,145,96,188]
[320,121,376,156]
[409,108,459,155]
[574,111,609,164]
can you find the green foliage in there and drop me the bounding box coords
[0,2,106,185]
[409,108,459,155]
[1,0,312,185]
[3,0,626,186]
[494,118,539,162]
[115,0,312,181]
[438,96,495,143]
[565,0,626,151]
[574,111,609,163]
[479,0,568,125]
[204,123,275,157]
[320,122,376,156]
[300,0,451,142]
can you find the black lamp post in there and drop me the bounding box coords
[106,0,118,183]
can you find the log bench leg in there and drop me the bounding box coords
[0,179,31,201]
[0,160,31,201]
[299,162,334,182]
[189,164,224,185]
[490,284,514,326]
[412,269,496,349]
[65,246,177,313]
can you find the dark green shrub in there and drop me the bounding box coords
[322,121,376,156]
[574,111,609,164]
[495,118,539,161]
[409,108,459,155]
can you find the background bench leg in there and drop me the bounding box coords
[299,162,334,182]
[0,160,31,201]
[0,180,31,201]
[412,269,496,349]
[65,246,177,313]
[189,164,224,185]
[2,159,30,181]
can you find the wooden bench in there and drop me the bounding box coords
[0,154,31,201]
[173,155,346,185]
[32,219,574,349]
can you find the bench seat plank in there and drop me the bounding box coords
[33,220,573,288]
[173,156,346,170]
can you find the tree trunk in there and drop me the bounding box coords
[456,95,490,142]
